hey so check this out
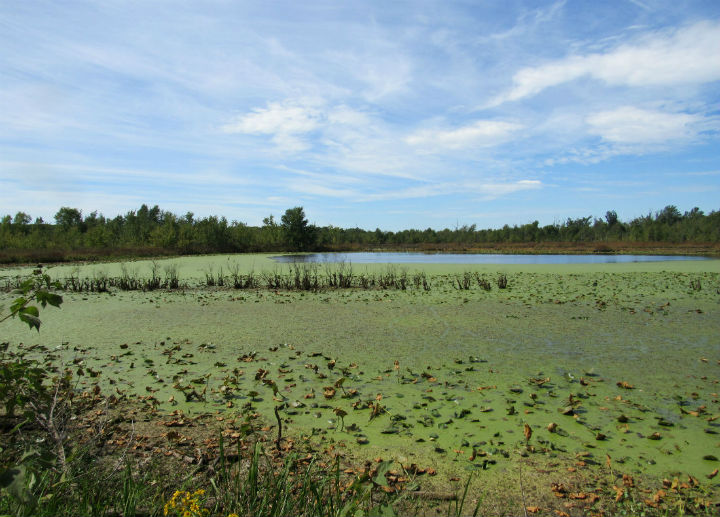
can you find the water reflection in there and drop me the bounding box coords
[271,252,711,265]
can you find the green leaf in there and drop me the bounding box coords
[36,291,62,308]
[10,298,27,314]
[19,279,34,294]
[19,306,39,317]
[368,503,396,517]
[0,465,34,505]
[371,460,393,487]
[18,313,41,332]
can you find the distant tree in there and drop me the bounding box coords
[685,207,703,219]
[656,205,681,225]
[13,212,31,225]
[604,210,618,226]
[281,206,314,251]
[54,207,83,231]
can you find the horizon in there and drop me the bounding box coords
[5,202,716,234]
[1,1,719,231]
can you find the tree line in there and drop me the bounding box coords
[1,204,718,261]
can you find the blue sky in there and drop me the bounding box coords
[1,1,719,231]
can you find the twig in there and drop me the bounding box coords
[407,491,458,500]
[274,405,282,452]
[519,462,528,517]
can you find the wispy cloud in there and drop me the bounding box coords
[489,20,720,106]
[405,120,523,151]
[285,173,542,203]
[586,107,701,145]
[222,100,324,152]
[0,2,718,229]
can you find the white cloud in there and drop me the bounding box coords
[586,107,700,144]
[223,100,321,134]
[490,20,720,105]
[286,182,358,198]
[222,100,381,154]
[362,179,542,201]
[405,120,522,151]
[284,173,541,203]
[463,179,542,200]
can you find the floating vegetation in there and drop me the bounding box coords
[2,260,719,515]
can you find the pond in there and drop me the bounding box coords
[271,252,713,264]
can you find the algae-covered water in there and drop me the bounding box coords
[271,252,713,264]
[1,254,719,486]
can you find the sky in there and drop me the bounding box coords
[1,0,719,231]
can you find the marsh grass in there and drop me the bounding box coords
[0,260,522,294]
[208,440,388,517]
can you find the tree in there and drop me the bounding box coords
[281,206,314,251]
[54,207,83,231]
[13,212,31,225]
[656,205,681,225]
[605,210,618,226]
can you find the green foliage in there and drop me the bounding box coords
[1,270,62,331]
[1,204,718,263]
[0,349,47,418]
[53,206,82,231]
[281,206,316,251]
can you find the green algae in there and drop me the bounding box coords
[1,256,719,490]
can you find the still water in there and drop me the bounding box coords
[271,252,711,265]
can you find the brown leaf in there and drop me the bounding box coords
[708,468,718,479]
[551,483,567,494]
[613,485,624,502]
[524,423,533,442]
[526,506,540,514]
[548,422,558,433]
[616,381,634,389]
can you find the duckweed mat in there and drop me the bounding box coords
[2,258,719,510]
